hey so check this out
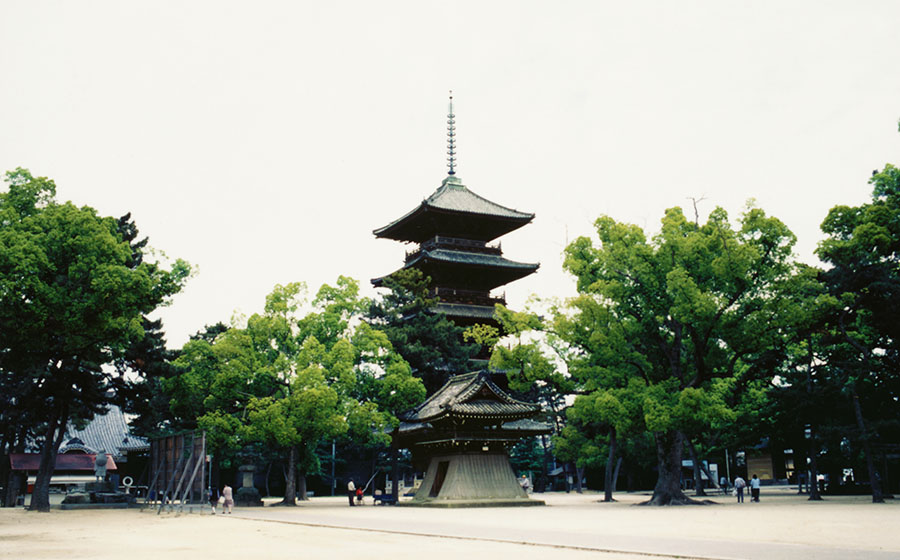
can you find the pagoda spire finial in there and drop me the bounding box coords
[446,90,457,175]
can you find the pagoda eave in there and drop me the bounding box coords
[374,207,533,244]
[372,252,538,292]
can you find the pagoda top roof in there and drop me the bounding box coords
[373,176,534,243]
[400,370,542,423]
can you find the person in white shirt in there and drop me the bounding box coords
[734,476,746,503]
[750,474,761,502]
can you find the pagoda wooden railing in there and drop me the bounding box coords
[406,236,502,263]
[431,287,505,307]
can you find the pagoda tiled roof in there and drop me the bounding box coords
[400,371,542,423]
[60,405,148,460]
[372,249,539,291]
[423,177,533,218]
[431,302,497,320]
[410,248,538,271]
[500,418,552,432]
[393,417,552,446]
[373,176,534,242]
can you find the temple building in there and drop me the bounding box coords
[375,97,550,505]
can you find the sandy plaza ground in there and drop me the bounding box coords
[1,488,898,560]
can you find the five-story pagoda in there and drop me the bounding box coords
[373,96,549,506]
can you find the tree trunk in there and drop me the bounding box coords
[641,430,701,506]
[603,427,617,502]
[539,434,551,492]
[612,457,622,493]
[0,434,9,506]
[851,390,884,503]
[574,466,585,494]
[688,440,720,494]
[688,441,705,496]
[390,446,400,501]
[264,461,272,498]
[804,338,822,501]
[280,445,297,505]
[297,473,308,501]
[807,426,822,501]
[29,405,68,512]
[5,472,24,508]
[2,427,26,507]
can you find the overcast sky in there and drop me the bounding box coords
[2,1,900,348]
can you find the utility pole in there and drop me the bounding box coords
[725,449,731,483]
[331,440,336,496]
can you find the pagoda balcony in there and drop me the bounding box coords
[431,286,506,307]
[405,235,502,264]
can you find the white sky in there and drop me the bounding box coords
[2,1,899,348]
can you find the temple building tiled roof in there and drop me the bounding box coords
[59,405,148,460]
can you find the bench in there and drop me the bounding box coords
[373,492,397,505]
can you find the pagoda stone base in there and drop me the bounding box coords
[406,451,543,507]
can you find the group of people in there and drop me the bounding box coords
[731,474,762,503]
[207,484,234,514]
[347,479,364,505]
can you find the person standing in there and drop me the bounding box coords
[222,484,234,514]
[734,476,746,503]
[719,475,728,493]
[207,486,219,515]
[750,474,761,502]
[347,479,356,506]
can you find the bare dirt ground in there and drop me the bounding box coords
[2,488,897,560]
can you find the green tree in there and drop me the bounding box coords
[0,168,190,512]
[166,278,424,505]
[562,204,797,505]
[489,304,571,491]
[816,140,900,503]
[367,269,478,394]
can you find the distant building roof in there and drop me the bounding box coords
[60,405,148,459]
[373,176,534,243]
[10,453,117,472]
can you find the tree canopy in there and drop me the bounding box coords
[558,204,798,504]
[165,277,425,504]
[0,168,190,511]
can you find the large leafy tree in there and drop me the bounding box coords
[489,305,573,491]
[0,168,189,511]
[816,137,900,503]
[763,265,837,501]
[167,278,424,505]
[562,204,797,505]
